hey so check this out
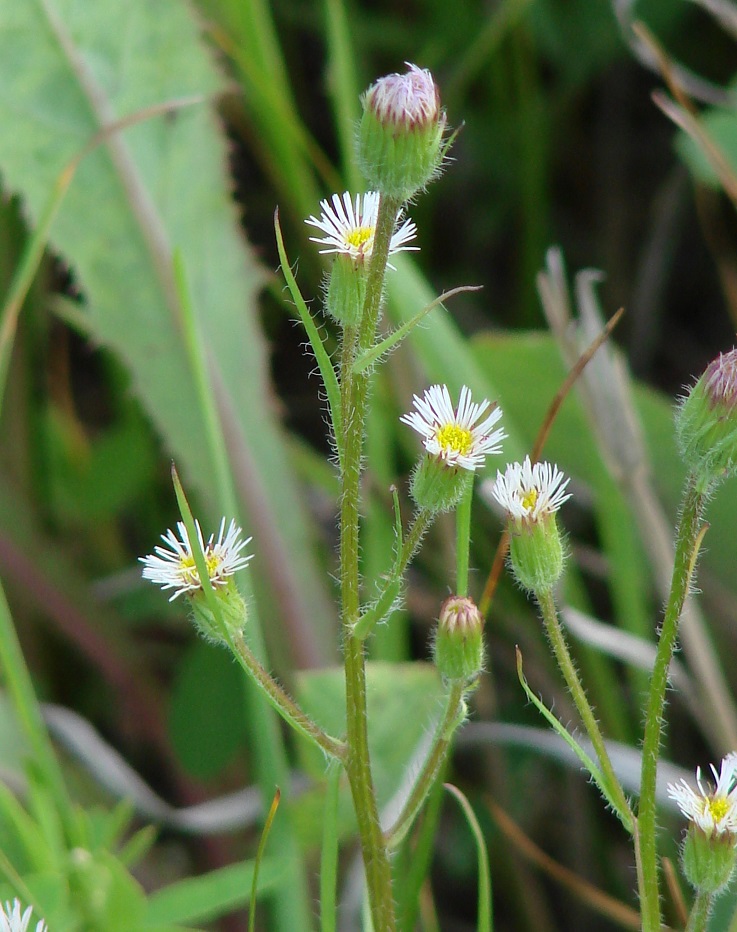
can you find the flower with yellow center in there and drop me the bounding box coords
[490,456,571,524]
[0,900,47,932]
[401,384,506,471]
[668,754,737,838]
[140,518,252,601]
[305,191,418,266]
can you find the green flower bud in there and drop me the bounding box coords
[325,253,367,327]
[676,348,737,489]
[434,595,485,685]
[681,823,737,894]
[410,454,472,513]
[490,457,571,594]
[190,581,248,645]
[508,517,565,594]
[358,64,447,201]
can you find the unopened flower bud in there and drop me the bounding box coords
[358,63,447,201]
[434,595,484,685]
[490,458,571,594]
[676,348,737,489]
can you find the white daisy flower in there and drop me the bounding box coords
[0,900,47,932]
[140,518,252,601]
[491,456,571,523]
[400,384,506,471]
[668,753,737,837]
[305,191,418,264]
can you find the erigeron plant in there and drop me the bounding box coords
[140,64,737,932]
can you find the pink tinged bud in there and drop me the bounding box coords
[358,63,448,201]
[363,63,441,129]
[676,347,737,489]
[434,595,485,684]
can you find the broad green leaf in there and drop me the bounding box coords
[0,0,335,661]
[168,641,247,780]
[295,662,447,816]
[144,857,283,925]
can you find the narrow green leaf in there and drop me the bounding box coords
[353,286,482,375]
[274,209,344,469]
[250,788,281,932]
[516,648,632,831]
[320,762,342,932]
[444,783,493,932]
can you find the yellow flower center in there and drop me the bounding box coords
[520,488,538,512]
[179,550,222,585]
[707,796,731,824]
[345,225,374,253]
[436,423,473,456]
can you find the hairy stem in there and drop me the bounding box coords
[637,476,708,932]
[537,588,632,826]
[339,194,402,930]
[384,681,466,849]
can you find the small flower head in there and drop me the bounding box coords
[676,347,737,489]
[490,457,571,593]
[401,385,505,472]
[668,754,737,893]
[490,457,571,525]
[140,518,252,602]
[402,385,506,513]
[0,900,47,932]
[358,63,447,200]
[434,595,485,686]
[305,192,417,266]
[668,754,737,839]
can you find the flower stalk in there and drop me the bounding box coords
[537,589,632,823]
[338,191,404,931]
[637,475,709,932]
[384,680,466,849]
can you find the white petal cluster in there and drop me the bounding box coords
[0,900,47,932]
[400,384,505,471]
[668,753,737,837]
[140,518,252,601]
[491,456,571,522]
[305,192,417,263]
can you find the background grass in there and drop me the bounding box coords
[2,0,737,929]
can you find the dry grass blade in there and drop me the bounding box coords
[484,796,647,930]
[478,308,624,617]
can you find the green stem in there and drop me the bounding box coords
[320,761,342,932]
[638,475,708,932]
[357,195,402,354]
[339,194,402,931]
[455,482,473,597]
[686,891,712,932]
[232,633,346,759]
[352,507,433,640]
[384,681,466,849]
[537,588,632,823]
